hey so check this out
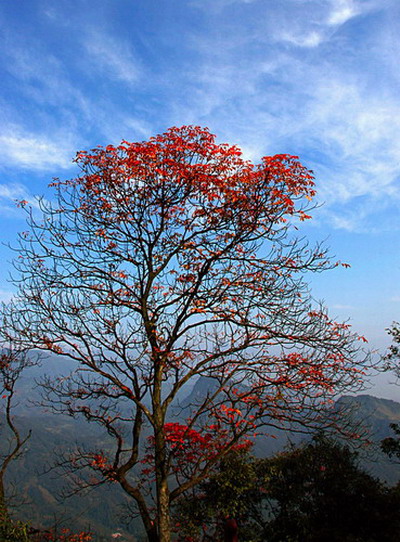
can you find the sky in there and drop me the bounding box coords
[0,0,399,398]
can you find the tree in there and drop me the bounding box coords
[2,126,369,542]
[172,448,267,541]
[381,423,400,459]
[0,344,92,542]
[0,344,37,524]
[175,437,400,542]
[380,324,400,459]
[262,435,400,542]
[385,322,400,366]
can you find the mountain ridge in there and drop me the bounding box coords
[2,362,400,540]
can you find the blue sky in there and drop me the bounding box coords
[0,0,399,397]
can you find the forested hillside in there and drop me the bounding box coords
[2,371,400,541]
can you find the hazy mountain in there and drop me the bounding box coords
[336,394,400,483]
[1,412,141,541]
[337,394,400,438]
[3,365,400,540]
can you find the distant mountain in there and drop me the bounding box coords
[176,376,219,413]
[337,394,400,439]
[180,378,400,480]
[10,352,79,415]
[1,413,141,541]
[336,394,400,483]
[3,363,400,540]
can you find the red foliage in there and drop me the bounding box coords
[64,127,316,241]
[142,420,253,478]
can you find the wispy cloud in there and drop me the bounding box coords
[0,182,44,218]
[0,183,32,200]
[0,0,397,233]
[0,127,74,171]
[327,0,361,26]
[2,30,89,115]
[83,31,141,85]
[278,30,324,48]
[275,0,362,48]
[174,0,400,232]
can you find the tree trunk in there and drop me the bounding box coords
[0,476,10,524]
[152,353,171,542]
[157,478,171,542]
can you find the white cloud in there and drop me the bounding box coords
[327,0,360,26]
[332,304,355,310]
[0,128,73,171]
[84,31,140,85]
[190,0,257,11]
[270,0,374,49]
[2,33,90,114]
[0,27,125,153]
[96,114,155,145]
[279,30,324,48]
[0,183,29,200]
[1,0,397,234]
[179,0,400,232]
[306,80,400,208]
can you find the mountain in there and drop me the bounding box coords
[3,366,400,540]
[180,379,400,480]
[337,394,400,439]
[336,394,400,483]
[9,352,79,415]
[1,412,142,541]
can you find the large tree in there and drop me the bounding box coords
[2,126,368,542]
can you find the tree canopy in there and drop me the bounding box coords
[2,126,369,542]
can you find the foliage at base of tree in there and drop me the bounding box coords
[264,435,400,542]
[0,513,31,542]
[381,423,400,459]
[0,513,92,542]
[174,435,400,542]
[173,449,264,541]
[380,324,400,465]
